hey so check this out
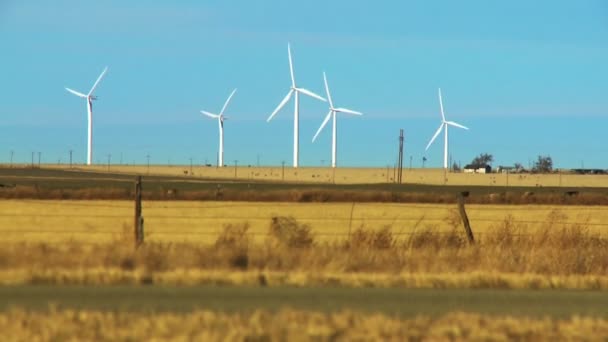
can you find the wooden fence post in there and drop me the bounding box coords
[457,191,475,244]
[134,176,144,248]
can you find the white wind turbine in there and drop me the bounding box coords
[312,72,362,168]
[267,43,326,168]
[425,88,469,169]
[65,66,108,165]
[201,89,237,168]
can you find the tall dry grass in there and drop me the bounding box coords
[1,308,607,341]
[0,211,606,287]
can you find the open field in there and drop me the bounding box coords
[3,167,608,206]
[1,170,607,340]
[2,307,607,341]
[31,163,608,187]
[0,200,607,244]
[36,163,608,187]
[0,207,606,288]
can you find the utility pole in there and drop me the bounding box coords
[69,150,73,169]
[134,176,144,248]
[397,129,404,184]
[31,152,34,168]
[409,155,413,170]
[393,162,397,183]
[386,165,389,183]
[9,150,13,168]
[189,157,193,176]
[107,154,111,172]
[234,160,238,178]
[282,160,285,181]
[146,154,150,175]
[38,152,41,167]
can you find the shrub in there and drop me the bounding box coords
[484,215,521,247]
[268,216,314,248]
[136,243,170,272]
[348,226,394,249]
[214,223,251,270]
[405,226,466,250]
[215,223,250,249]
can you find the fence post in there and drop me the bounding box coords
[457,191,475,244]
[134,176,144,248]
[347,202,356,242]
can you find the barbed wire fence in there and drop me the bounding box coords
[1,179,608,246]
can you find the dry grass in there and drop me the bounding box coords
[1,308,607,341]
[0,200,607,244]
[2,269,608,289]
[0,211,606,288]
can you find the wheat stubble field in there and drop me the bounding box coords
[1,200,607,244]
[1,166,608,340]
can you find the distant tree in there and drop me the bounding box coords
[452,162,461,172]
[514,162,524,172]
[533,155,553,173]
[470,153,494,168]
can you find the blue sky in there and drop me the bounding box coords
[0,1,607,168]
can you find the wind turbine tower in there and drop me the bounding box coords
[201,89,237,167]
[312,72,362,168]
[65,67,108,165]
[425,88,469,169]
[267,43,326,168]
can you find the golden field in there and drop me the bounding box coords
[1,308,607,341]
[0,200,606,243]
[0,207,606,288]
[34,163,608,187]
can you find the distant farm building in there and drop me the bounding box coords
[463,164,492,174]
[571,169,607,175]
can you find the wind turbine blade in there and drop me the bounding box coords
[438,88,445,122]
[288,43,295,87]
[267,89,294,122]
[312,111,332,142]
[446,121,469,130]
[296,88,326,102]
[88,66,108,96]
[201,110,220,119]
[334,107,363,115]
[65,87,87,98]
[425,123,444,151]
[323,72,334,109]
[220,88,237,116]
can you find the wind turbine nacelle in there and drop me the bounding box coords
[89,96,98,100]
